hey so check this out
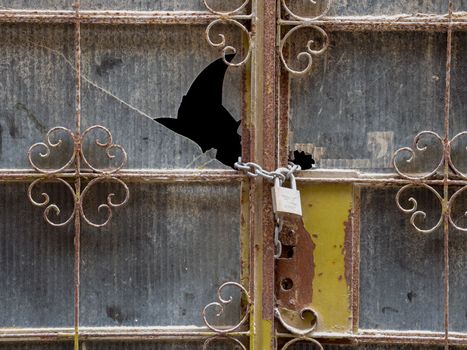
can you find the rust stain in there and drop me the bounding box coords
[343,208,353,289]
[275,215,315,310]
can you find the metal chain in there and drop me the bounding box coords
[235,158,301,258]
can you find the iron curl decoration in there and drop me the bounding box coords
[275,307,319,336]
[206,18,252,67]
[282,0,331,21]
[448,186,467,232]
[80,177,130,228]
[281,336,324,350]
[202,282,251,334]
[28,125,129,228]
[203,0,250,16]
[448,131,467,179]
[28,126,76,174]
[395,184,444,234]
[81,125,128,174]
[28,177,77,227]
[280,24,329,75]
[202,336,247,350]
[392,131,445,180]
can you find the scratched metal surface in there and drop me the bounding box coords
[288,0,462,16]
[0,23,243,169]
[0,182,241,327]
[290,31,450,173]
[79,182,241,327]
[359,187,466,331]
[0,183,75,327]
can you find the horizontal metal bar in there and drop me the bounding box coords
[0,327,250,342]
[280,12,467,31]
[0,169,244,183]
[277,330,467,346]
[0,9,252,25]
[2,328,466,345]
[1,169,466,185]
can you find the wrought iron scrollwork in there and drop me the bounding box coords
[28,177,77,227]
[448,186,467,232]
[279,24,329,75]
[206,19,252,67]
[392,131,444,180]
[202,282,251,334]
[279,0,331,75]
[80,177,130,227]
[81,125,128,174]
[204,0,252,67]
[28,127,76,174]
[395,184,444,234]
[393,130,467,233]
[275,307,319,336]
[28,125,129,228]
[275,307,324,349]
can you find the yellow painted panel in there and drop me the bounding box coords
[300,183,353,332]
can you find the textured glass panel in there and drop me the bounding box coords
[359,187,444,331]
[450,32,467,176]
[449,190,467,332]
[80,182,241,327]
[0,344,71,350]
[80,25,243,169]
[83,340,248,350]
[81,0,247,12]
[0,1,72,9]
[290,32,446,172]
[0,183,74,328]
[287,0,450,17]
[0,24,75,169]
[288,345,445,350]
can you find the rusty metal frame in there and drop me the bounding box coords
[276,1,466,350]
[0,0,465,349]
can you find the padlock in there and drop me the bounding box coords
[271,174,302,217]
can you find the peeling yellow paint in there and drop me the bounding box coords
[300,184,353,332]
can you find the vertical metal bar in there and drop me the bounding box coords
[251,0,278,349]
[442,2,453,350]
[73,2,82,350]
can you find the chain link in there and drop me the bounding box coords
[235,158,301,258]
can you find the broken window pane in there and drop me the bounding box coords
[80,25,243,169]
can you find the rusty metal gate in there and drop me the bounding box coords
[0,1,466,350]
